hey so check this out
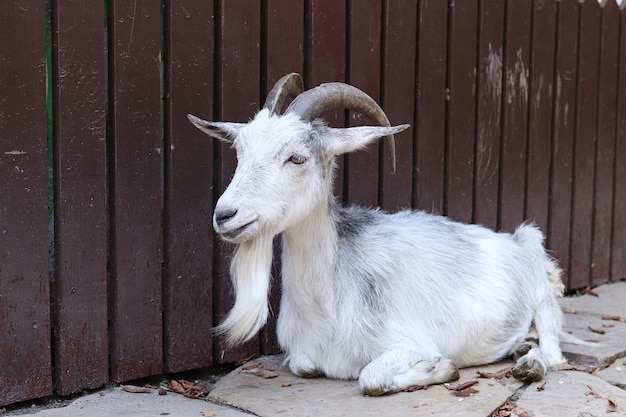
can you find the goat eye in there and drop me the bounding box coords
[287,154,307,165]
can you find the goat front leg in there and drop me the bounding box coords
[359,345,460,396]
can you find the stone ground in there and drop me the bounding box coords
[3,282,625,417]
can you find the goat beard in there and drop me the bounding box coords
[214,234,274,347]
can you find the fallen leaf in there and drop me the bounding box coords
[477,366,513,379]
[255,365,279,379]
[242,362,260,371]
[585,385,602,399]
[167,379,210,399]
[516,411,532,417]
[588,326,606,335]
[121,385,152,394]
[169,380,186,395]
[602,315,626,323]
[607,397,618,412]
[602,323,615,328]
[581,286,599,297]
[536,382,546,391]
[235,354,255,366]
[281,382,292,387]
[201,412,216,417]
[445,381,479,397]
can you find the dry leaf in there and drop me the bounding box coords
[536,382,546,391]
[235,354,255,366]
[445,380,479,397]
[121,385,152,394]
[201,412,216,417]
[588,326,606,335]
[477,366,513,379]
[602,315,626,323]
[281,382,292,387]
[242,362,260,371]
[255,365,279,379]
[581,286,599,297]
[516,411,532,417]
[607,397,618,411]
[585,385,602,399]
[603,323,615,328]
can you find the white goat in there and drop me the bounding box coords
[188,73,569,395]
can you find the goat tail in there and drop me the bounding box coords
[214,235,274,347]
[512,223,565,297]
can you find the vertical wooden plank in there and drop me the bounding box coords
[214,0,262,363]
[162,0,215,373]
[346,0,382,207]
[0,2,52,406]
[548,0,579,286]
[414,0,448,213]
[612,4,626,281]
[590,0,619,286]
[51,0,108,394]
[569,0,601,290]
[499,0,531,233]
[261,0,305,355]
[380,0,417,211]
[446,0,478,223]
[525,0,557,234]
[306,0,346,200]
[108,0,163,381]
[474,0,505,229]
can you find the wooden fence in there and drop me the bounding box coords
[1,0,625,407]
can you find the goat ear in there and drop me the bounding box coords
[329,124,410,156]
[187,114,244,143]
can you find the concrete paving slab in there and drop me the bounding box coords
[209,355,522,417]
[2,386,251,417]
[598,358,626,390]
[560,281,626,318]
[515,368,626,417]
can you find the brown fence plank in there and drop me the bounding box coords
[306,0,347,200]
[380,0,417,210]
[107,0,163,381]
[260,0,305,355]
[612,5,626,282]
[569,0,601,290]
[499,0,532,233]
[414,0,448,213]
[214,0,262,363]
[473,0,505,229]
[446,0,478,224]
[50,0,108,394]
[0,2,52,406]
[590,0,619,285]
[163,0,215,373]
[548,0,579,283]
[525,0,557,234]
[346,0,382,207]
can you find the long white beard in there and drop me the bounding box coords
[214,234,274,346]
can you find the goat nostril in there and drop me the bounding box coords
[215,208,238,225]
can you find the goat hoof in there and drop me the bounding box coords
[512,355,546,382]
[293,369,321,378]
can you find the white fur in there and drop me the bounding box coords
[189,108,569,395]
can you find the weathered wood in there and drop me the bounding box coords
[611,4,626,282]
[306,0,347,200]
[50,0,108,394]
[162,0,215,373]
[0,2,52,406]
[345,0,381,207]
[414,0,448,213]
[380,0,417,210]
[590,0,619,285]
[499,0,532,233]
[525,0,557,234]
[107,0,163,381]
[569,0,601,289]
[547,0,579,283]
[213,0,262,363]
[473,0,505,230]
[446,0,478,224]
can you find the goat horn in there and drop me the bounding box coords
[263,73,305,115]
[286,82,397,173]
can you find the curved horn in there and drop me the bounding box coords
[285,82,397,173]
[262,73,305,115]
